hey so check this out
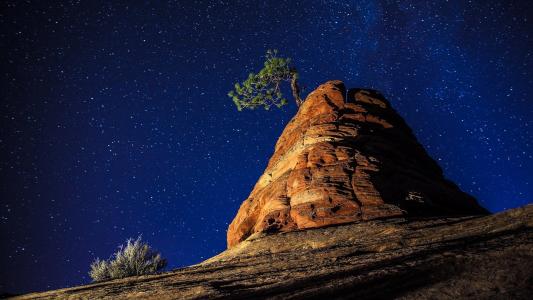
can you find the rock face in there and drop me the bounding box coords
[14,205,533,299]
[227,80,487,248]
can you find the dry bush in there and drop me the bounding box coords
[89,236,167,282]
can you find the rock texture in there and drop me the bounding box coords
[13,205,533,299]
[227,80,487,248]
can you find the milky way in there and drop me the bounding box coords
[1,0,531,293]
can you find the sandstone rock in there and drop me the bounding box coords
[227,81,487,248]
[14,205,533,299]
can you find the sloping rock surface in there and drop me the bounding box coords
[14,205,533,299]
[227,80,487,248]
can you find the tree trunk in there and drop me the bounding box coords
[290,69,303,107]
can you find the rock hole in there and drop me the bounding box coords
[331,205,341,213]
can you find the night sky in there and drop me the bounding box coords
[1,0,532,294]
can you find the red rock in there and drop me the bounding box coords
[227,80,487,248]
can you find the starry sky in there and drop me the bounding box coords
[1,0,531,294]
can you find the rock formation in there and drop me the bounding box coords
[227,80,487,248]
[13,81,531,300]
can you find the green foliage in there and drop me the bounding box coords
[228,49,297,111]
[89,236,167,282]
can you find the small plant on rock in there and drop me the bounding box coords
[89,236,167,282]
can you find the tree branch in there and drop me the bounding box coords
[290,68,303,107]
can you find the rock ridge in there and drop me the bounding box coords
[13,205,533,299]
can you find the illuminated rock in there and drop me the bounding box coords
[227,80,487,248]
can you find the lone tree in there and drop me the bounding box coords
[228,49,303,111]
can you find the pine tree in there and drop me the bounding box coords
[228,49,302,111]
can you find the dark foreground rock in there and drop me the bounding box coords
[13,205,533,299]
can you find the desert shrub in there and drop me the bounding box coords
[89,236,167,282]
[89,258,110,282]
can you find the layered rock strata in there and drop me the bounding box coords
[227,80,487,248]
[14,205,533,299]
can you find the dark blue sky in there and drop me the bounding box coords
[1,0,531,294]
